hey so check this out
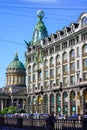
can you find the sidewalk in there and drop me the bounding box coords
[0,126,45,130]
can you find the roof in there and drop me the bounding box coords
[7,53,25,70]
[32,10,48,44]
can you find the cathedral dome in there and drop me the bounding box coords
[32,10,48,43]
[7,53,25,70]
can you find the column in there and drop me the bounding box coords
[54,93,56,115]
[54,55,56,84]
[48,57,50,90]
[48,93,50,113]
[68,91,71,116]
[61,92,63,115]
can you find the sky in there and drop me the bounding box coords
[0,0,87,87]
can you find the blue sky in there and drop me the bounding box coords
[0,0,87,87]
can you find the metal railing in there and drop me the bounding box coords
[0,117,87,130]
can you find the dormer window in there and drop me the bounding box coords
[57,32,60,39]
[82,16,87,26]
[64,28,67,35]
[50,34,54,42]
[71,24,74,32]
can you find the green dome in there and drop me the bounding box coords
[32,10,48,43]
[7,53,25,70]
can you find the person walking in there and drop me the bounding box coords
[45,112,57,130]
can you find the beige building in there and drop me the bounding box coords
[25,11,87,116]
[0,53,27,111]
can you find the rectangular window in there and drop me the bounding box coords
[56,67,60,76]
[50,80,54,88]
[83,72,87,81]
[28,76,31,83]
[44,81,49,89]
[70,63,75,72]
[62,42,67,49]
[70,75,75,84]
[50,48,54,54]
[56,79,60,86]
[33,74,36,82]
[77,47,80,57]
[38,72,42,81]
[77,73,80,82]
[83,59,87,67]
[44,70,48,79]
[63,77,68,85]
[33,84,37,91]
[76,36,79,43]
[44,50,48,56]
[50,69,54,78]
[63,64,68,73]
[55,45,60,51]
[77,60,80,69]
[38,83,41,89]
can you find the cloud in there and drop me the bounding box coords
[21,0,58,3]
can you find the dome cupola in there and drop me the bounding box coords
[7,53,25,70]
[32,10,48,44]
[6,53,26,86]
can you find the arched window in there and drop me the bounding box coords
[70,91,76,115]
[50,94,54,112]
[56,93,61,115]
[63,92,68,114]
[56,55,60,65]
[82,16,87,26]
[32,96,37,113]
[50,57,54,67]
[83,45,87,56]
[28,97,32,113]
[33,64,36,72]
[63,52,67,63]
[43,94,48,113]
[70,49,75,61]
[28,66,31,73]
[44,59,48,69]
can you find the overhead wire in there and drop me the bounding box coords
[0,39,25,46]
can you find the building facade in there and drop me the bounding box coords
[0,53,27,111]
[25,11,87,116]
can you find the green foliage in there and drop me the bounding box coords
[0,106,16,115]
[0,106,25,115]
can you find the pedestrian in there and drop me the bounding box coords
[45,111,57,130]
